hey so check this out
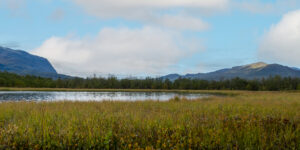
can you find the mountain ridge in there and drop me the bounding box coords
[161,62,300,81]
[0,46,69,79]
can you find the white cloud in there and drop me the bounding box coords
[32,27,203,77]
[71,0,229,31]
[153,15,210,31]
[234,0,300,14]
[0,0,26,15]
[72,0,229,17]
[50,8,65,21]
[0,0,24,10]
[1,0,227,31]
[259,10,300,66]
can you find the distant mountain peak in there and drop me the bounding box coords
[243,62,268,69]
[292,67,300,71]
[161,62,300,81]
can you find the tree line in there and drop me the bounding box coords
[0,71,300,91]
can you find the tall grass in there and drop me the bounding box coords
[0,91,299,149]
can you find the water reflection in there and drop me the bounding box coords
[0,91,210,102]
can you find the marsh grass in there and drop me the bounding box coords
[0,91,299,149]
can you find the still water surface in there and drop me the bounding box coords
[0,91,211,101]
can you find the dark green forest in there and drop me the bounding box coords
[1,71,300,91]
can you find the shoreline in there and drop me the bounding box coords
[0,87,242,95]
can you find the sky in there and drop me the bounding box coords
[0,0,300,77]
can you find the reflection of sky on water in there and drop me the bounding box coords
[0,91,210,102]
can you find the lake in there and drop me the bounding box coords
[0,91,211,102]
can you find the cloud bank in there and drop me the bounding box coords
[234,0,300,14]
[26,0,226,77]
[0,0,26,15]
[71,0,229,31]
[259,10,300,66]
[72,0,229,17]
[32,27,202,77]
[49,8,65,21]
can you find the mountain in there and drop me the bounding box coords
[291,67,300,71]
[161,74,181,81]
[0,46,68,79]
[161,62,300,81]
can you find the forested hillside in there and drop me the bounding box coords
[1,71,300,91]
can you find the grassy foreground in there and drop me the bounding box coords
[0,91,299,149]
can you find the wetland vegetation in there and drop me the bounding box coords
[0,91,299,149]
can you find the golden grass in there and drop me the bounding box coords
[0,91,299,149]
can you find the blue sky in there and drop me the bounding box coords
[1,0,300,77]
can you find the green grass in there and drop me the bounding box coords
[0,91,299,149]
